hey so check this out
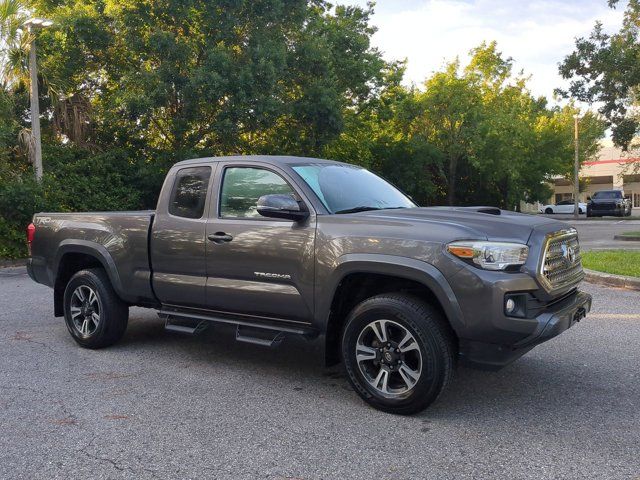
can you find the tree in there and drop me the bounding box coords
[406,42,605,208]
[558,0,640,150]
[29,0,387,165]
[412,61,483,205]
[323,63,443,205]
[0,0,29,87]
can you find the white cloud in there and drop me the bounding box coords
[345,0,626,102]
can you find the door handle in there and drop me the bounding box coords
[208,232,233,243]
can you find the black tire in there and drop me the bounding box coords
[63,268,129,349]
[578,208,583,214]
[545,207,553,214]
[341,294,455,415]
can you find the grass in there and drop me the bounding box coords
[618,231,640,237]
[581,250,640,278]
[586,216,640,221]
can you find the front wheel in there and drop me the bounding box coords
[341,294,455,415]
[545,207,553,214]
[63,268,129,349]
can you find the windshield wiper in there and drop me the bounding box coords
[335,206,383,214]
[335,206,409,214]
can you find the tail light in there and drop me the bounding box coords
[26,223,36,256]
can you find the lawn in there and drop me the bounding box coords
[581,250,640,278]
[617,231,640,237]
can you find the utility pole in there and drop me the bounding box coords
[573,114,580,220]
[24,18,53,182]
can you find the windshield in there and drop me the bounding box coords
[593,191,622,199]
[292,163,416,214]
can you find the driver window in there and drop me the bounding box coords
[219,167,295,218]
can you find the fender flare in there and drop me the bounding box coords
[321,253,465,334]
[53,240,128,301]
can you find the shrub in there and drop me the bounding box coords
[0,146,144,258]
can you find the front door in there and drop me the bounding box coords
[204,163,316,323]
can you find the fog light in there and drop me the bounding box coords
[505,298,516,314]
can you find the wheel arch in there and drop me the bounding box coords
[53,241,126,317]
[321,254,464,366]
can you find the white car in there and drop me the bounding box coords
[540,200,587,214]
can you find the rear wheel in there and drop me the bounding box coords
[341,294,455,415]
[63,268,128,348]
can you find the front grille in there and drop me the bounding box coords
[539,229,584,291]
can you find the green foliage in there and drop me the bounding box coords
[31,0,385,158]
[327,42,605,209]
[558,0,640,150]
[0,145,143,257]
[0,2,608,257]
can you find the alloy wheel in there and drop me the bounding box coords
[355,319,423,397]
[69,285,101,337]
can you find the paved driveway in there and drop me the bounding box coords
[1,267,639,479]
[537,215,640,250]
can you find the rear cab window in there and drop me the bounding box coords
[169,166,212,219]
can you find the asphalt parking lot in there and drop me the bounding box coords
[1,266,639,480]
[538,214,640,250]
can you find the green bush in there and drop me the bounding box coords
[0,146,144,258]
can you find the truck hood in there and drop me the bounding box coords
[356,206,566,244]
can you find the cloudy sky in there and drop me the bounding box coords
[343,0,626,102]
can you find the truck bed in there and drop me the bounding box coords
[29,210,157,306]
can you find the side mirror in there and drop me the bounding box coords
[257,194,309,221]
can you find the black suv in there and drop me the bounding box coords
[587,190,632,217]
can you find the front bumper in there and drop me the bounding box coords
[588,204,625,215]
[459,290,592,370]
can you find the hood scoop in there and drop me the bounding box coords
[454,206,502,216]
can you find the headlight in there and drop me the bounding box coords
[447,241,529,271]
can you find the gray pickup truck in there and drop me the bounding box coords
[27,155,591,414]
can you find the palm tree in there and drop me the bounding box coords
[0,0,30,88]
[2,0,93,152]
[1,0,36,162]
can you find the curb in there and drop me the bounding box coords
[584,268,640,291]
[613,235,640,241]
[0,259,27,269]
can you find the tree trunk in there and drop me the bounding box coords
[447,156,458,206]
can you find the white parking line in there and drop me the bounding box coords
[589,313,640,319]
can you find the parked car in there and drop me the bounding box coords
[540,200,587,215]
[587,190,632,217]
[26,155,591,414]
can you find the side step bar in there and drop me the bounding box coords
[236,325,285,347]
[163,316,209,335]
[159,308,317,347]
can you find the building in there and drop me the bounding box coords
[549,142,640,214]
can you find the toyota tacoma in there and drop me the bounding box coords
[27,156,591,414]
